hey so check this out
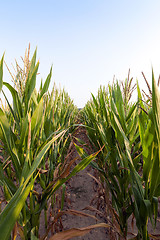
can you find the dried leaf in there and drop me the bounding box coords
[87,172,101,185]
[142,71,152,95]
[54,163,61,179]
[49,223,110,240]
[83,206,103,217]
[148,233,160,239]
[60,157,78,179]
[54,209,99,222]
[12,222,18,240]
[37,168,48,174]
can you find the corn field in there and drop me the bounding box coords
[0,48,160,240]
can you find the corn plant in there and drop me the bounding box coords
[129,72,160,239]
[0,50,61,238]
[107,74,160,239]
[0,50,92,239]
[82,79,141,239]
[82,73,160,239]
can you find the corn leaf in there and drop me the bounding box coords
[50,223,110,240]
[3,82,22,121]
[28,48,37,79]
[39,66,52,101]
[25,61,39,113]
[0,109,21,179]
[0,180,34,240]
[31,98,44,146]
[0,54,4,93]
[152,70,160,164]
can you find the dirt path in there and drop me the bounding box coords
[61,127,109,240]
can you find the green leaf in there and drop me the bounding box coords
[31,98,44,146]
[137,80,145,109]
[31,231,39,240]
[0,180,34,240]
[0,54,4,93]
[91,93,99,111]
[126,103,137,123]
[3,82,22,121]
[39,66,52,101]
[28,48,37,79]
[0,109,21,179]
[68,146,99,178]
[142,119,155,182]
[139,199,151,224]
[152,197,158,226]
[25,61,39,113]
[0,165,17,194]
[115,82,126,132]
[152,70,160,166]
[112,111,133,166]
[19,115,29,149]
[154,183,160,197]
[149,147,159,199]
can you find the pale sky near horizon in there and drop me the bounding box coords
[0,0,160,107]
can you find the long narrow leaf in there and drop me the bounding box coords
[39,66,52,101]
[0,54,4,93]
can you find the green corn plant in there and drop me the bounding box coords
[110,75,160,240]
[43,86,78,161]
[128,72,160,239]
[34,82,78,206]
[82,72,160,239]
[0,128,65,240]
[0,49,96,239]
[82,79,141,239]
[0,51,64,238]
[34,86,78,225]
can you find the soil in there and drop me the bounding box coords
[60,127,109,240]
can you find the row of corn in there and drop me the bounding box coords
[82,73,160,239]
[0,48,98,239]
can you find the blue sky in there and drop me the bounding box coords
[1,0,160,107]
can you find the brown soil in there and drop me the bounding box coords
[60,127,109,240]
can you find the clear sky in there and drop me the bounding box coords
[1,0,160,107]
